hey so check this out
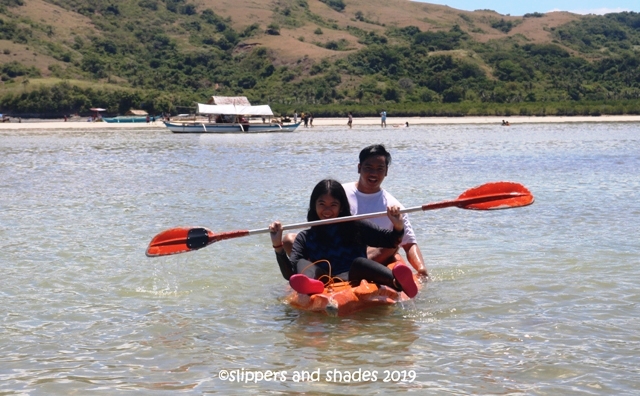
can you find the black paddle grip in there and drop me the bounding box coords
[186,228,209,249]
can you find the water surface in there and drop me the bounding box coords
[1,123,639,394]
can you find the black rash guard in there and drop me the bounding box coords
[275,220,403,280]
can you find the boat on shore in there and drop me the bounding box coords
[163,96,300,133]
[103,116,149,123]
[163,119,300,133]
[284,257,422,316]
[103,110,158,123]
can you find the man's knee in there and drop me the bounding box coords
[367,247,397,264]
[283,233,297,256]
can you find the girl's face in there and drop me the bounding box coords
[315,193,341,220]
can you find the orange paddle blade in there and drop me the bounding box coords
[145,227,250,257]
[457,181,534,210]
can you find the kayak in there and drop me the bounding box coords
[284,257,422,316]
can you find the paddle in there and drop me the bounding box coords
[146,181,533,257]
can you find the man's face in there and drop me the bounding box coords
[357,155,388,194]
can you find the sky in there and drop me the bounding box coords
[415,0,638,16]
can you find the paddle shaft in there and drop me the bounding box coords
[145,181,533,256]
[244,191,526,236]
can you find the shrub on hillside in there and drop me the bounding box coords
[266,23,280,35]
[320,0,345,12]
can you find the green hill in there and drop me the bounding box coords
[1,0,640,117]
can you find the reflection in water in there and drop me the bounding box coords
[284,309,420,349]
[267,308,426,392]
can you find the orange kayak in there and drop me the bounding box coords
[284,257,422,316]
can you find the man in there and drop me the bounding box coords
[281,144,428,277]
[342,144,427,276]
[380,110,387,128]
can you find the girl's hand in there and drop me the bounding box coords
[386,205,404,232]
[269,221,284,247]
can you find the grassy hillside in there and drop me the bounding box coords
[1,0,639,116]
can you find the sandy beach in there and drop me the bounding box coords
[1,115,639,130]
[313,115,640,127]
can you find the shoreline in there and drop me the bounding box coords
[1,115,640,130]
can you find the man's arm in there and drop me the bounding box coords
[403,243,428,276]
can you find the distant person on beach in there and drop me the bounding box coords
[348,112,353,128]
[380,110,387,128]
[294,111,298,124]
[309,113,314,127]
[405,122,409,127]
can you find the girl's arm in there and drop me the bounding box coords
[288,232,308,269]
[270,221,295,280]
[387,205,404,232]
[275,249,294,280]
[357,221,404,248]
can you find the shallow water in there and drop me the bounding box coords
[1,123,640,394]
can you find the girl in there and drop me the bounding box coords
[269,179,418,298]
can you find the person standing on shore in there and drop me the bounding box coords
[380,110,387,128]
[348,112,353,129]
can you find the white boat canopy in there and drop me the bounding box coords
[197,103,274,116]
[207,96,251,106]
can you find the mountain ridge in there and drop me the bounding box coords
[1,0,639,116]
[0,0,584,76]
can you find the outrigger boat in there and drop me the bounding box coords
[163,96,300,133]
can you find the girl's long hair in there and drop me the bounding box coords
[307,179,357,244]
